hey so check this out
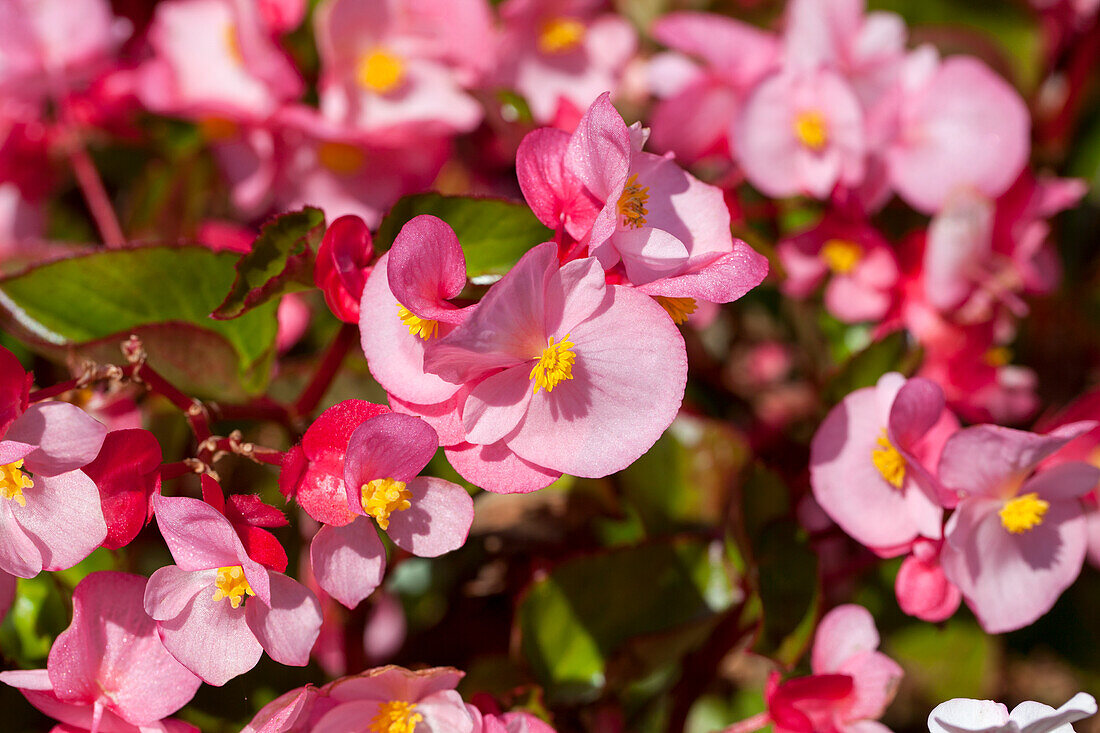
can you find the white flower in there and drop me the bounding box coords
[929,693,1097,733]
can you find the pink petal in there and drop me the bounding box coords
[245,570,322,667]
[145,566,213,622]
[389,391,467,447]
[610,227,690,285]
[565,91,631,203]
[444,441,560,494]
[6,402,106,477]
[652,11,778,86]
[387,215,467,324]
[648,77,740,165]
[152,495,248,571]
[156,577,264,686]
[463,368,534,446]
[811,604,881,674]
[824,275,892,323]
[835,650,903,723]
[309,520,386,609]
[1020,462,1100,501]
[241,685,318,733]
[343,413,439,508]
[941,499,1086,633]
[0,345,29,435]
[17,471,106,572]
[82,429,162,550]
[888,378,946,451]
[895,546,961,623]
[0,500,44,577]
[517,127,598,239]
[312,700,382,733]
[545,256,611,338]
[386,477,473,557]
[416,689,476,732]
[0,440,35,465]
[49,571,201,725]
[636,245,770,303]
[505,284,687,478]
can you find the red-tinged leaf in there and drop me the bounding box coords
[83,429,162,550]
[212,207,326,320]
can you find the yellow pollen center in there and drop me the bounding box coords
[369,700,423,733]
[397,304,440,340]
[871,430,906,489]
[617,173,650,229]
[654,296,697,325]
[530,334,576,394]
[224,25,244,65]
[999,492,1049,534]
[361,477,412,530]
[357,50,406,94]
[317,141,366,176]
[793,110,828,151]
[820,239,863,275]
[983,346,1012,368]
[538,17,586,54]
[0,459,32,507]
[212,565,255,609]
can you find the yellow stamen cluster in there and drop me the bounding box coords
[820,239,863,275]
[654,296,697,325]
[538,17,586,54]
[530,334,576,394]
[397,304,440,340]
[369,700,423,733]
[871,430,906,489]
[317,141,366,176]
[361,477,412,530]
[999,492,1049,534]
[212,566,255,609]
[617,173,650,229]
[0,459,32,507]
[357,49,405,94]
[793,110,828,151]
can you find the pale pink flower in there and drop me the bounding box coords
[928,693,1096,733]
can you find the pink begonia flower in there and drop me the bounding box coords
[359,215,473,406]
[421,241,687,492]
[894,538,961,623]
[201,475,290,573]
[277,293,311,353]
[494,0,637,125]
[558,93,769,317]
[310,412,474,609]
[0,0,123,107]
[81,428,161,550]
[281,399,391,526]
[242,665,477,733]
[0,571,202,733]
[313,0,489,136]
[0,347,108,578]
[928,693,1097,733]
[136,0,302,123]
[516,127,601,241]
[647,11,778,164]
[258,0,306,33]
[767,604,902,733]
[269,106,450,227]
[735,67,865,200]
[472,709,557,733]
[144,494,322,685]
[886,55,1030,214]
[778,215,899,323]
[937,422,1100,633]
[811,372,956,554]
[315,214,374,323]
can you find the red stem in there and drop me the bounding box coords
[293,322,357,417]
[66,138,126,248]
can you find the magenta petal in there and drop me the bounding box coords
[0,501,44,577]
[145,566,212,622]
[1021,462,1100,501]
[0,346,30,435]
[157,580,263,687]
[152,494,247,571]
[343,413,439,500]
[7,402,106,477]
[444,442,560,494]
[49,571,201,725]
[636,244,770,303]
[463,368,534,446]
[565,91,631,202]
[518,127,598,238]
[17,471,106,572]
[309,520,386,609]
[386,477,473,558]
[896,550,961,623]
[245,571,322,667]
[888,378,946,450]
[811,604,880,674]
[387,215,467,323]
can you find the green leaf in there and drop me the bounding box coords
[374,194,552,279]
[518,538,739,703]
[822,331,919,405]
[213,207,326,319]
[887,618,997,702]
[0,245,278,398]
[0,575,69,667]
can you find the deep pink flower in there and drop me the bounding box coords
[310,412,473,609]
[315,214,374,323]
[811,372,956,554]
[778,215,899,323]
[313,0,489,136]
[938,422,1099,633]
[81,428,161,550]
[201,475,290,573]
[422,241,687,491]
[494,0,637,125]
[894,538,961,623]
[0,571,201,732]
[0,347,108,578]
[144,494,322,685]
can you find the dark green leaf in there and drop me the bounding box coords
[823,331,918,405]
[374,194,552,279]
[213,207,326,320]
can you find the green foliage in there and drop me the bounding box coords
[213,207,326,320]
[0,245,278,398]
[888,618,998,702]
[374,194,552,279]
[822,331,919,405]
